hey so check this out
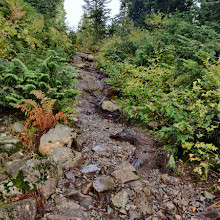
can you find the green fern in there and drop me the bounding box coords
[0,51,78,109]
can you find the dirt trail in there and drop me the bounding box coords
[56,53,213,220]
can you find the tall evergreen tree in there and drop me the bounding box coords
[121,0,193,26]
[83,0,111,40]
[198,0,220,28]
[24,0,62,19]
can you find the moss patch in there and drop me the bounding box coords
[11,171,30,193]
[0,142,23,157]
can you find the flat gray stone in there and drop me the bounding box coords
[0,135,19,144]
[0,174,7,183]
[81,164,101,174]
[204,191,215,200]
[93,176,115,192]
[165,202,177,214]
[5,160,25,178]
[3,143,16,151]
[135,192,153,215]
[65,172,76,182]
[53,194,89,219]
[92,146,107,153]
[49,146,83,169]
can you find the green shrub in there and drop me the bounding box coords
[102,58,220,178]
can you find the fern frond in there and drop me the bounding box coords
[31,90,46,100]
[16,91,68,152]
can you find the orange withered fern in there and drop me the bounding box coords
[17,91,68,151]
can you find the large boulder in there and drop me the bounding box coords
[39,124,77,156]
[0,157,62,201]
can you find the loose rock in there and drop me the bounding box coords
[5,160,25,178]
[165,202,177,214]
[65,172,76,182]
[81,164,101,174]
[21,159,61,199]
[148,121,159,130]
[93,176,115,192]
[112,190,128,209]
[12,122,24,133]
[161,174,173,185]
[49,146,83,169]
[204,191,215,200]
[135,191,153,215]
[112,162,139,184]
[101,100,121,112]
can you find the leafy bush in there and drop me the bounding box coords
[103,60,220,177]
[99,13,220,177]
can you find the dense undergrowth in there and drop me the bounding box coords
[0,0,78,114]
[98,13,220,179]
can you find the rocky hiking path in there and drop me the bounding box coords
[0,53,218,220]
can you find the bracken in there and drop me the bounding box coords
[16,90,68,152]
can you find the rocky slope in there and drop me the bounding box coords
[0,53,218,220]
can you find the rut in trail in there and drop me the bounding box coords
[39,53,213,220]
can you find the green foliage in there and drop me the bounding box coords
[77,14,97,51]
[0,0,73,60]
[182,142,220,179]
[0,50,79,108]
[120,0,193,27]
[99,13,220,178]
[24,0,63,20]
[0,0,42,58]
[0,0,77,113]
[77,0,111,50]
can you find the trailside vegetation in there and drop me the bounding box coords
[0,0,78,112]
[96,7,220,179]
[16,91,68,152]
